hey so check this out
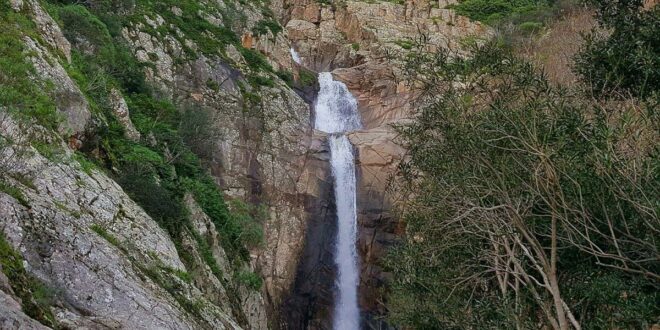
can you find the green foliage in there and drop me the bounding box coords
[90,224,122,247]
[140,262,205,317]
[73,152,97,175]
[386,41,659,329]
[0,4,60,130]
[188,229,225,280]
[0,180,29,207]
[32,141,64,161]
[299,68,318,87]
[574,0,659,98]
[394,39,415,50]
[234,270,263,291]
[240,47,273,72]
[518,20,543,32]
[227,199,265,249]
[252,19,283,36]
[54,4,113,47]
[450,0,550,25]
[0,234,57,327]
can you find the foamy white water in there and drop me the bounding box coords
[315,72,361,330]
[290,47,302,65]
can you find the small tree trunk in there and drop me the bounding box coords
[549,214,569,330]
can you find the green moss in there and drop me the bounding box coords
[0,3,60,131]
[299,68,318,87]
[90,224,122,248]
[234,270,262,291]
[394,39,415,50]
[0,234,57,327]
[0,180,29,207]
[252,19,282,36]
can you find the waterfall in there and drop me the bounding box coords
[315,72,362,330]
[290,48,302,65]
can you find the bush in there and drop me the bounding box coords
[235,270,263,291]
[239,47,273,72]
[116,165,188,238]
[574,0,659,98]
[449,0,550,25]
[386,41,659,329]
[252,19,282,36]
[56,5,112,48]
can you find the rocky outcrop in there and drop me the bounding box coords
[2,0,323,327]
[270,0,490,325]
[109,89,141,142]
[0,118,239,329]
[0,269,49,330]
[24,36,90,141]
[279,132,336,329]
[11,0,88,142]
[116,2,328,323]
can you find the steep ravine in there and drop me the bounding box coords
[273,0,488,328]
[0,0,488,328]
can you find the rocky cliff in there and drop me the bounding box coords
[1,0,487,328]
[270,0,488,327]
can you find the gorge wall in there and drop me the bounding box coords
[271,0,489,328]
[0,0,488,328]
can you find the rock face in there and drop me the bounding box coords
[270,0,489,326]
[1,0,489,328]
[0,119,240,329]
[279,132,336,329]
[2,0,322,328]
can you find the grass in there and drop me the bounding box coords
[0,180,29,207]
[0,2,60,131]
[0,233,57,327]
[234,270,263,291]
[90,224,122,248]
[449,0,551,25]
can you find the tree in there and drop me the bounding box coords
[574,0,660,98]
[385,41,659,329]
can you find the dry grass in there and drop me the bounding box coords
[518,7,597,86]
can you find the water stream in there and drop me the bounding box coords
[290,48,302,65]
[314,72,362,330]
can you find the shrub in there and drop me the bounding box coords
[387,41,659,329]
[574,0,659,98]
[56,5,112,48]
[239,47,273,72]
[235,270,263,291]
[252,19,282,35]
[449,0,550,25]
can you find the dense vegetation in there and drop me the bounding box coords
[575,0,659,98]
[450,0,551,25]
[385,1,659,329]
[2,1,274,319]
[39,0,266,265]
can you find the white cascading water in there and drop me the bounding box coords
[290,48,302,65]
[314,72,361,330]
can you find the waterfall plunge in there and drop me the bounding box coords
[290,48,302,65]
[315,72,361,330]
